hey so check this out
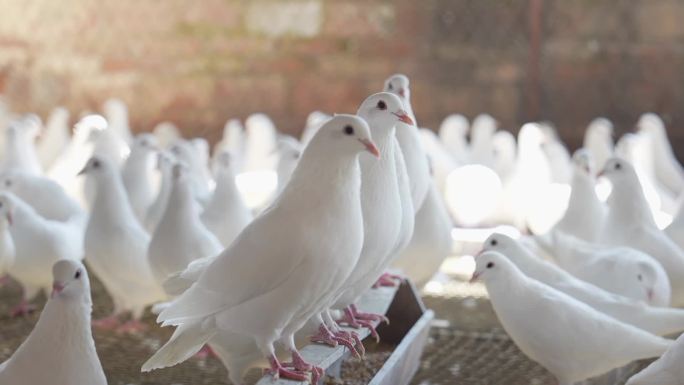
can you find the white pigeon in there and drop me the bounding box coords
[384,74,431,210]
[190,137,212,185]
[142,115,378,382]
[491,130,517,183]
[0,260,107,385]
[148,163,223,289]
[626,332,684,385]
[3,192,84,316]
[2,115,43,175]
[243,113,278,173]
[103,98,133,143]
[145,151,176,233]
[584,117,614,170]
[170,140,211,204]
[122,133,159,223]
[201,151,252,247]
[599,157,684,306]
[37,107,70,170]
[472,251,672,385]
[300,110,331,146]
[638,113,684,196]
[483,233,684,336]
[551,149,606,241]
[538,230,671,307]
[540,123,572,184]
[81,156,165,328]
[419,128,458,193]
[438,114,470,163]
[332,93,410,335]
[213,118,245,171]
[0,170,85,223]
[152,121,181,150]
[666,199,684,251]
[392,181,452,288]
[615,132,677,215]
[469,114,497,167]
[0,199,14,280]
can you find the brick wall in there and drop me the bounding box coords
[0,0,682,155]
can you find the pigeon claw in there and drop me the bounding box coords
[373,272,403,288]
[194,344,217,359]
[310,324,339,348]
[335,329,365,357]
[10,301,36,317]
[283,351,325,384]
[337,307,362,329]
[92,315,121,330]
[266,355,310,382]
[356,319,380,343]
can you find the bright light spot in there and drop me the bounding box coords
[450,225,521,243]
[445,165,502,226]
[526,183,571,235]
[655,211,673,230]
[595,178,612,202]
[235,170,277,209]
[441,255,476,277]
[423,280,444,295]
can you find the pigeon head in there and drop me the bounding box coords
[51,259,90,301]
[78,156,113,177]
[276,138,301,161]
[637,112,665,134]
[633,261,663,304]
[481,233,519,255]
[384,74,410,100]
[0,193,13,226]
[572,148,595,176]
[76,114,108,141]
[470,251,513,283]
[309,114,379,159]
[357,92,414,128]
[440,114,469,136]
[132,133,159,153]
[598,157,635,182]
[156,151,176,173]
[587,117,613,138]
[172,162,189,182]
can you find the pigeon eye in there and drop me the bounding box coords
[74,270,81,279]
[344,125,354,136]
[486,262,494,269]
[4,180,11,187]
[490,239,498,246]
[615,163,621,170]
[377,101,387,110]
[637,274,643,282]
[92,160,100,169]
[388,83,394,90]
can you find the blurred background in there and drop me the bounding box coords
[0,0,682,155]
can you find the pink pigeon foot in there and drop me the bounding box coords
[310,324,360,358]
[350,304,389,325]
[335,329,365,357]
[10,300,35,317]
[283,350,324,384]
[338,307,363,329]
[92,315,121,330]
[195,344,218,359]
[116,320,148,333]
[264,354,310,382]
[372,272,403,288]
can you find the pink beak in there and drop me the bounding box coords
[647,288,654,302]
[51,282,64,298]
[359,138,380,159]
[597,170,606,178]
[469,272,481,283]
[6,212,11,226]
[393,110,414,126]
[398,88,405,98]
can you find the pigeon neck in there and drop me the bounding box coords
[606,178,656,227]
[92,172,138,223]
[167,180,197,220]
[205,170,241,212]
[567,172,600,209]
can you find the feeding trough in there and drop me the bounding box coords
[254,280,433,385]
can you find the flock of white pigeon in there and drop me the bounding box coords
[0,72,683,385]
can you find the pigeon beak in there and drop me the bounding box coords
[597,170,605,178]
[6,212,11,226]
[392,110,414,126]
[359,138,380,159]
[398,88,406,98]
[51,282,65,298]
[469,271,482,283]
[647,288,654,301]
[77,165,88,176]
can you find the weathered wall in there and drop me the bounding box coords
[0,0,681,152]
